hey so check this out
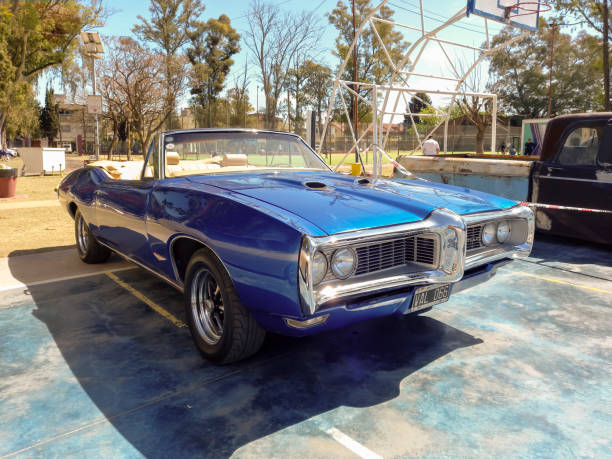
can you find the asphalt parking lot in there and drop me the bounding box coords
[1,236,610,458]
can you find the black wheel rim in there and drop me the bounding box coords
[190,267,225,345]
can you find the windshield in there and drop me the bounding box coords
[162,131,330,178]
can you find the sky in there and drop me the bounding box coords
[63,0,553,122]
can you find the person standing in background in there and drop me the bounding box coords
[422,135,440,155]
[525,138,536,155]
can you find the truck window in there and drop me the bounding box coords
[557,126,601,166]
[599,126,612,166]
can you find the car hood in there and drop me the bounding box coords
[187,172,517,235]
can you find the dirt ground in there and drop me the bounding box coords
[0,171,73,257]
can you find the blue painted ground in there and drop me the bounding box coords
[0,235,610,458]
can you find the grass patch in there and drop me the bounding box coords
[11,176,63,201]
[0,206,74,257]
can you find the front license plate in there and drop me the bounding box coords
[411,284,451,312]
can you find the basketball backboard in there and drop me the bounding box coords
[467,0,545,30]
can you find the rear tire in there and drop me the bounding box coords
[75,209,111,264]
[184,248,265,364]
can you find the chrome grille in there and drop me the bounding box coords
[466,224,483,251]
[354,235,437,276]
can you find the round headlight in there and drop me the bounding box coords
[311,251,327,285]
[482,222,497,246]
[331,248,356,279]
[497,220,511,243]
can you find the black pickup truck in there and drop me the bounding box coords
[397,112,612,245]
[531,113,611,245]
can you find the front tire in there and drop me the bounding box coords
[184,248,265,364]
[75,209,111,264]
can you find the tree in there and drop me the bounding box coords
[39,89,60,146]
[227,64,253,128]
[489,25,603,117]
[245,0,320,129]
[552,0,611,110]
[187,14,240,127]
[455,60,493,154]
[404,92,433,128]
[98,37,129,158]
[0,0,103,150]
[286,54,310,135]
[105,37,183,157]
[302,60,332,141]
[133,0,205,127]
[328,0,409,125]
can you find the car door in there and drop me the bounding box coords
[94,138,161,264]
[532,119,612,244]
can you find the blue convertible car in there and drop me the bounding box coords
[58,129,534,363]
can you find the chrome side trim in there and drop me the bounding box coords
[98,241,184,292]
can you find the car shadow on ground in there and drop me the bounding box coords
[526,233,612,280]
[11,258,482,457]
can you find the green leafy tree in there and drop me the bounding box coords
[328,0,409,125]
[404,92,433,127]
[133,0,205,127]
[0,0,102,149]
[187,14,240,127]
[286,54,310,135]
[302,60,332,141]
[552,0,611,109]
[489,25,603,117]
[39,89,60,146]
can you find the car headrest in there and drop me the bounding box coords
[166,151,180,165]
[221,153,248,167]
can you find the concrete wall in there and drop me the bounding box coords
[397,155,532,201]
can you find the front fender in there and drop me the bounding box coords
[146,183,305,319]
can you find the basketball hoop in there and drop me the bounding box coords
[503,2,551,20]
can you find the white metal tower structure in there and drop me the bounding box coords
[318,0,548,179]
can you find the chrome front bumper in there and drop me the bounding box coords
[298,205,534,316]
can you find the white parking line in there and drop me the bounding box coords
[324,427,382,459]
[0,266,136,293]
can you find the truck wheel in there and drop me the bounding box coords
[184,248,265,364]
[75,209,111,264]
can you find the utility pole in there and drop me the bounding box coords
[547,21,555,118]
[352,0,359,162]
[604,0,610,111]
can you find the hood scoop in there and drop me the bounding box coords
[303,181,331,190]
[356,177,372,186]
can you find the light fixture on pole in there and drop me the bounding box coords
[80,32,104,160]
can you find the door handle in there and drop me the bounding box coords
[546,166,563,173]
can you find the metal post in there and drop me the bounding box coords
[372,84,378,179]
[547,22,555,118]
[92,56,100,161]
[491,95,497,154]
[352,0,359,163]
[256,86,259,129]
[604,0,610,111]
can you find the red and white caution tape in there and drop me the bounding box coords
[520,201,612,214]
